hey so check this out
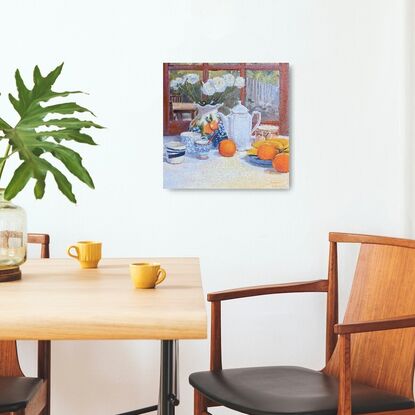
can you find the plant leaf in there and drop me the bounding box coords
[31,63,84,104]
[34,129,97,145]
[43,118,103,129]
[25,140,94,188]
[8,93,22,116]
[39,159,76,203]
[32,63,64,99]
[0,118,12,131]
[2,63,103,202]
[4,162,32,200]
[33,174,46,199]
[19,103,94,128]
[14,69,31,116]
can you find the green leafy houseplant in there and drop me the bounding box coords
[0,63,103,203]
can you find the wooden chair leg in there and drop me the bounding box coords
[194,389,208,415]
[38,341,50,415]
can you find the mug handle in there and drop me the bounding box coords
[67,245,79,259]
[155,268,167,286]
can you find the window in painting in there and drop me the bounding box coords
[164,63,287,136]
[246,69,279,122]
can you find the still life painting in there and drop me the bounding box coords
[163,63,289,189]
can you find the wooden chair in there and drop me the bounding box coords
[0,233,50,415]
[190,232,415,415]
[170,94,182,120]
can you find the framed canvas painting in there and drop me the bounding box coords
[163,63,289,189]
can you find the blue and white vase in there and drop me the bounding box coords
[189,103,228,147]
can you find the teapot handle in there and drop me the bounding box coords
[251,111,262,134]
[218,112,229,134]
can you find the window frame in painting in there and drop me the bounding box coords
[163,63,289,136]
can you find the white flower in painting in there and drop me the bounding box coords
[235,76,245,88]
[175,77,184,86]
[223,73,235,87]
[170,79,179,90]
[212,77,226,93]
[201,79,216,96]
[184,73,200,84]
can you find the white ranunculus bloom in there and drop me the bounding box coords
[175,77,184,86]
[212,77,226,93]
[201,79,216,96]
[223,73,235,87]
[184,73,200,84]
[235,76,245,88]
[170,79,178,90]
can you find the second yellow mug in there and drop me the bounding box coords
[130,262,167,289]
[67,241,102,269]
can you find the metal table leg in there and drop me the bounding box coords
[158,340,179,415]
[116,340,179,415]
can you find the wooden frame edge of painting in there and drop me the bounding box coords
[163,63,290,190]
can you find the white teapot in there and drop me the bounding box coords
[219,101,261,150]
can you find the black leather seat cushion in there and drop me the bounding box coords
[189,366,414,415]
[0,377,42,412]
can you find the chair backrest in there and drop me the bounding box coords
[324,233,415,399]
[28,233,50,259]
[0,233,50,377]
[170,94,182,103]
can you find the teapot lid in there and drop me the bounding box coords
[231,100,249,114]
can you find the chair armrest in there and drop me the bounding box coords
[207,279,328,302]
[208,279,328,371]
[335,314,415,335]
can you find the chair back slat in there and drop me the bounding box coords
[325,243,415,399]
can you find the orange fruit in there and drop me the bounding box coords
[219,139,237,157]
[203,123,213,135]
[209,120,219,131]
[257,144,277,160]
[272,153,289,173]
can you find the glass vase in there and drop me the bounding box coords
[0,189,27,268]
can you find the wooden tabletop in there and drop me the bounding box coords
[0,258,207,340]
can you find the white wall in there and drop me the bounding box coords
[0,0,413,414]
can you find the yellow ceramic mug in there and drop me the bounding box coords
[130,262,167,289]
[67,241,102,269]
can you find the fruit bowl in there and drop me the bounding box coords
[245,155,273,168]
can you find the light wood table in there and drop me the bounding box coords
[2,258,207,415]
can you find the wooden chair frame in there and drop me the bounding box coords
[0,234,51,415]
[195,233,415,415]
[27,234,50,260]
